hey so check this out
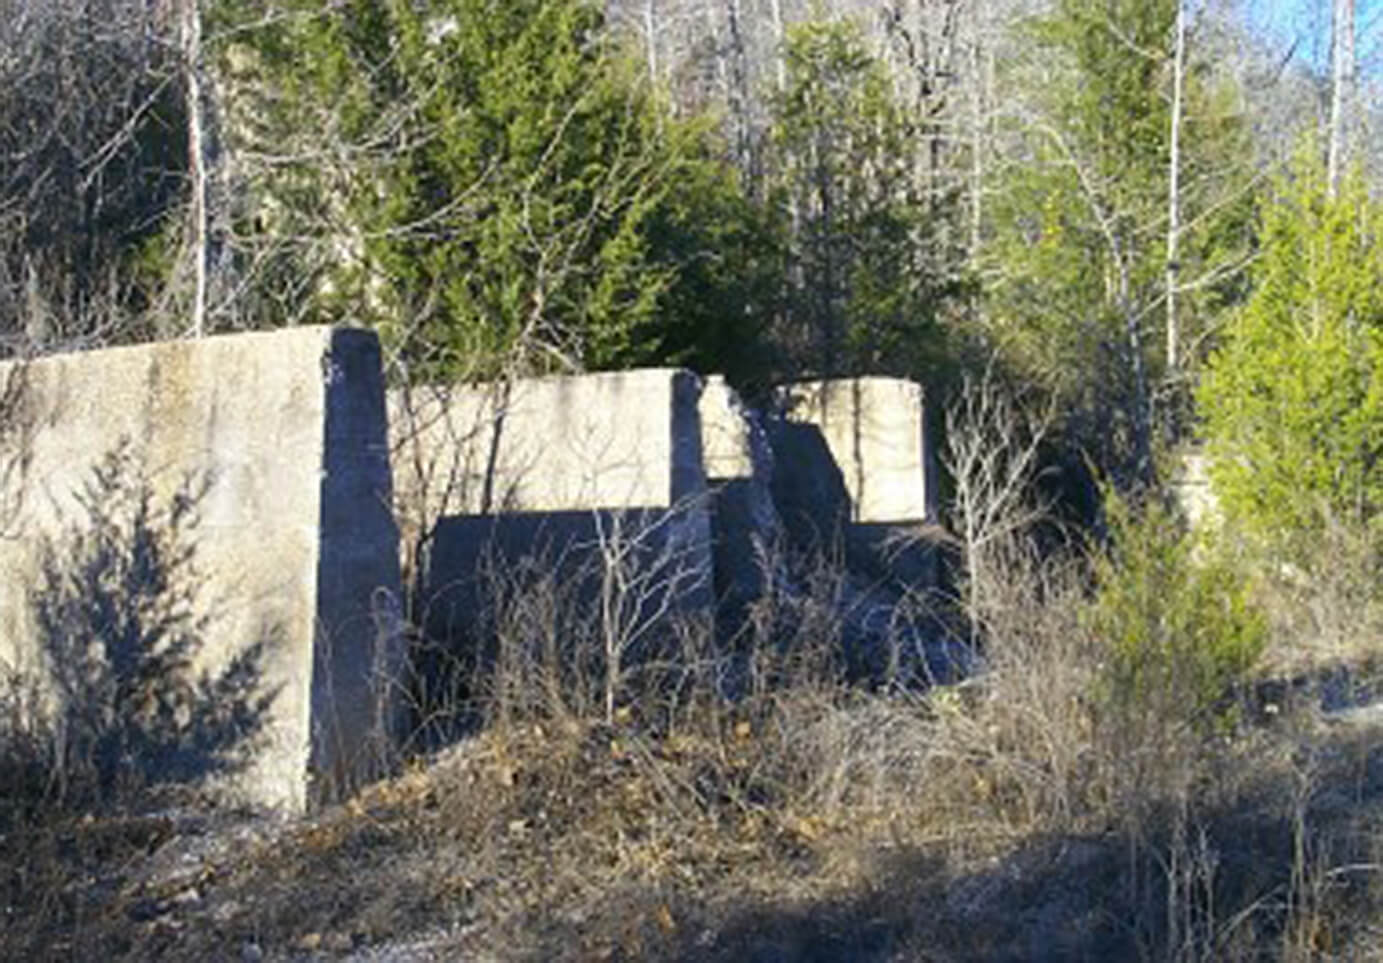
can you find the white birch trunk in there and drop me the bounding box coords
[643,0,659,87]
[1327,0,1355,197]
[1165,1,1185,372]
[769,0,786,93]
[182,0,207,338]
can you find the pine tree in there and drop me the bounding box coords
[1196,145,1383,559]
[766,18,959,381]
[215,0,771,379]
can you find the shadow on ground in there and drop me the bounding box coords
[0,440,278,958]
[661,729,1383,963]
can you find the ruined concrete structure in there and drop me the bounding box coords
[0,328,402,812]
[1171,449,1221,532]
[393,369,942,658]
[0,327,941,811]
[389,370,714,649]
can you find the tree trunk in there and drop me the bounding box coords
[1327,0,1354,197]
[642,0,659,87]
[768,0,786,93]
[721,0,754,181]
[182,0,208,338]
[969,37,983,262]
[1165,1,1185,372]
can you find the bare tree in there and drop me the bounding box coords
[179,0,232,337]
[0,0,187,353]
[590,503,711,724]
[943,365,1054,641]
[1166,0,1186,372]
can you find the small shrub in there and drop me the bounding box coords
[1086,493,1267,743]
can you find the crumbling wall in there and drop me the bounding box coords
[698,376,780,636]
[0,327,402,812]
[0,342,956,806]
[389,369,714,661]
[392,371,945,657]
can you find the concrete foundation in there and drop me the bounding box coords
[391,372,944,662]
[698,376,780,636]
[0,327,402,812]
[390,370,714,664]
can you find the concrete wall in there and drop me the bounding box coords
[391,369,708,518]
[775,377,937,526]
[0,342,952,803]
[770,377,941,597]
[390,370,714,653]
[0,327,401,812]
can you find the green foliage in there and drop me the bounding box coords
[217,0,771,379]
[983,0,1256,475]
[987,0,1173,368]
[1197,145,1383,559]
[637,160,785,389]
[766,18,957,380]
[0,0,188,346]
[1086,493,1266,733]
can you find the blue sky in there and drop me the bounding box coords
[1239,0,1383,78]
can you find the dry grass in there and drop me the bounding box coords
[6,497,1383,960]
[1249,511,1383,683]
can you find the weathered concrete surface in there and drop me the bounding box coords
[390,370,714,659]
[0,327,402,812]
[391,370,707,519]
[775,377,938,526]
[698,376,780,635]
[1171,449,1221,531]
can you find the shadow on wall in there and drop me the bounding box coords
[766,420,852,557]
[2,439,277,808]
[407,502,713,748]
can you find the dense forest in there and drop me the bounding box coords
[2,0,1380,495]
[6,2,1383,959]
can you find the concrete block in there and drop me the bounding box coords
[775,377,937,525]
[0,327,402,812]
[770,377,941,601]
[700,376,763,483]
[697,377,780,634]
[1171,450,1221,531]
[390,369,714,658]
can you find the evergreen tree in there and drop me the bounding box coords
[1197,146,1383,560]
[216,0,771,379]
[766,18,959,381]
